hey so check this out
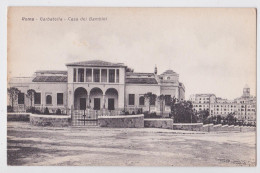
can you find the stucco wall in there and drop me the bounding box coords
[98,114,144,128]
[125,84,160,111]
[172,123,203,131]
[144,119,173,129]
[30,114,70,127]
[9,82,68,112]
[30,82,68,108]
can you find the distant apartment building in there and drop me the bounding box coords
[189,85,256,124]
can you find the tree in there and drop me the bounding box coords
[225,112,237,125]
[144,92,157,113]
[26,89,36,108]
[216,115,222,124]
[198,109,210,123]
[7,87,21,111]
[158,94,165,116]
[126,67,134,73]
[170,100,197,123]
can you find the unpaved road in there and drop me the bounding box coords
[7,122,256,166]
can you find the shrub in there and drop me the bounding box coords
[44,107,49,115]
[144,112,162,119]
[7,105,13,112]
[26,107,35,113]
[35,109,42,114]
[137,108,142,114]
[56,108,62,115]
[132,111,135,115]
[124,111,129,115]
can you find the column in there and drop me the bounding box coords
[99,68,101,83]
[114,69,116,83]
[107,69,109,83]
[84,68,86,82]
[115,68,117,83]
[92,68,94,82]
[76,68,78,82]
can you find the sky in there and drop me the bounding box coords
[7,7,256,100]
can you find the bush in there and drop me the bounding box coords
[26,107,36,113]
[44,107,49,115]
[137,108,142,114]
[35,109,42,114]
[132,111,135,115]
[56,109,62,115]
[144,112,162,119]
[7,105,13,112]
[124,111,129,115]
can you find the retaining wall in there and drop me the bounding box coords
[30,114,70,127]
[145,119,173,129]
[172,123,203,131]
[7,113,30,121]
[98,114,144,128]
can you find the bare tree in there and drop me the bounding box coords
[158,94,165,116]
[144,92,157,113]
[26,89,36,108]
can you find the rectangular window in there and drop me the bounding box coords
[86,69,92,82]
[73,68,76,82]
[34,92,41,104]
[101,69,107,82]
[109,69,115,83]
[116,69,119,83]
[78,68,84,82]
[129,94,135,105]
[18,93,24,104]
[57,93,63,105]
[94,69,100,82]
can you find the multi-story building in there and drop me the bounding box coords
[189,94,216,116]
[189,85,256,124]
[8,60,185,115]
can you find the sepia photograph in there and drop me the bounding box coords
[6,7,257,167]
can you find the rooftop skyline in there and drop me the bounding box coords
[8,7,256,100]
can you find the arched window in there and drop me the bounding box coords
[167,76,170,80]
[139,96,145,106]
[46,95,52,105]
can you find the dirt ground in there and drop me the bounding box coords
[7,122,256,166]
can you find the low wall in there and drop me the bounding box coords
[30,114,70,127]
[241,126,256,132]
[172,123,203,131]
[7,113,30,121]
[145,119,173,129]
[201,124,256,132]
[98,114,144,128]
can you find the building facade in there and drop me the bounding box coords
[8,60,185,115]
[189,85,256,124]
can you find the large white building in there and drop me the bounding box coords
[189,85,256,124]
[8,60,185,115]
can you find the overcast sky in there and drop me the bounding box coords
[8,7,256,100]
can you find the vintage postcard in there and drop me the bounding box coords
[7,7,256,166]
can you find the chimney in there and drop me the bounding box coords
[154,65,157,75]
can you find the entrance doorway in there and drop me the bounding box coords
[94,98,101,110]
[80,98,86,110]
[108,98,115,110]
